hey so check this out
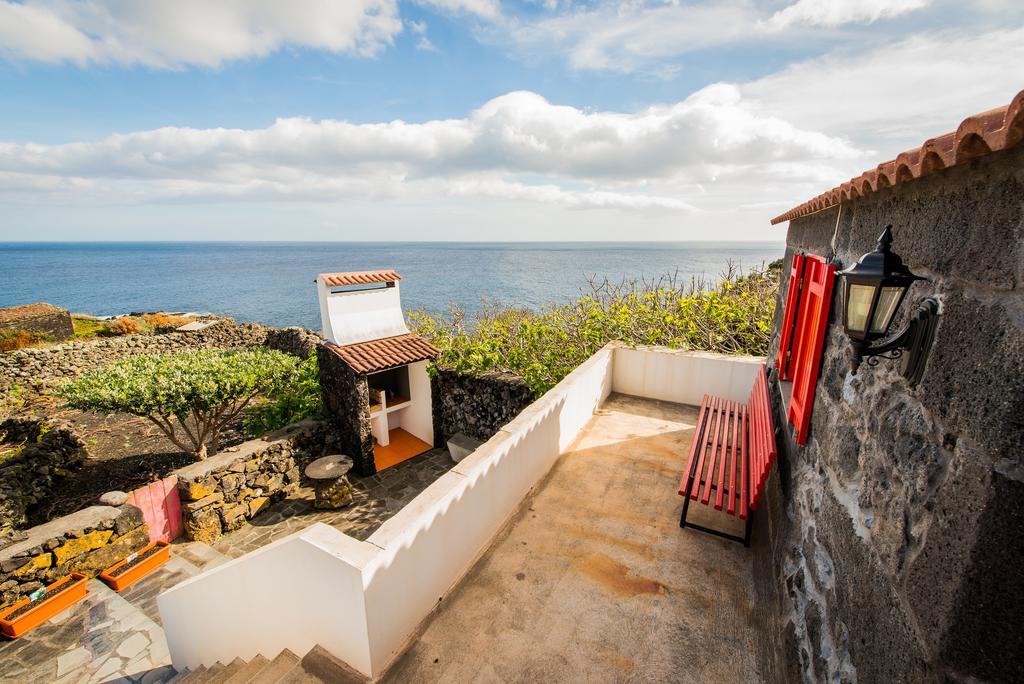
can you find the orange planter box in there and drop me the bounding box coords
[0,573,89,639]
[98,541,171,592]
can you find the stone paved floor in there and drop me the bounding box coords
[212,446,452,558]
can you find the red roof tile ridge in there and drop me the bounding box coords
[770,89,1024,225]
[324,332,438,374]
[318,269,402,286]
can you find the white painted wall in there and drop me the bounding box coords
[159,345,762,679]
[316,279,408,346]
[611,344,762,405]
[401,360,434,446]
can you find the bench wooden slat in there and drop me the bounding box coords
[738,404,749,520]
[678,394,710,496]
[715,401,734,511]
[699,399,723,504]
[692,395,716,501]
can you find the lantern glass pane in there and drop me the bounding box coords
[846,283,875,333]
[870,286,904,333]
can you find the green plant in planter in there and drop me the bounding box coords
[60,348,301,460]
[243,352,323,437]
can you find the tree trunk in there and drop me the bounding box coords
[195,442,208,460]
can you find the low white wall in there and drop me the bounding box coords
[611,344,763,405]
[159,346,613,678]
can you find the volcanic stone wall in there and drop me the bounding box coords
[0,320,321,395]
[0,419,89,536]
[317,343,376,476]
[431,368,535,445]
[175,420,327,544]
[0,504,148,609]
[759,145,1024,682]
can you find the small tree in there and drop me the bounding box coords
[61,348,301,460]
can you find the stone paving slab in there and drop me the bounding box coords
[0,579,173,684]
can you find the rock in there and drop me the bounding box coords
[17,581,43,595]
[53,530,113,565]
[10,553,51,578]
[220,505,248,532]
[184,493,224,513]
[227,460,246,474]
[98,491,129,506]
[61,527,149,577]
[248,497,271,518]
[179,478,216,501]
[0,557,31,573]
[114,505,145,536]
[183,507,222,545]
[220,473,244,492]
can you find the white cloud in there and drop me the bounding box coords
[0,88,858,213]
[765,0,930,30]
[740,27,1024,148]
[0,0,403,68]
[416,0,501,19]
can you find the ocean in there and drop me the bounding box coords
[2,242,785,330]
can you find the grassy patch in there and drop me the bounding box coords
[411,263,781,396]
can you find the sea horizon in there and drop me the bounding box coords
[3,240,785,330]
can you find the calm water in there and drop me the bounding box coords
[2,242,784,329]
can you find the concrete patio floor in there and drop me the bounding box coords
[384,393,770,683]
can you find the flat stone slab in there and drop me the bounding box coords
[446,433,483,463]
[305,455,354,481]
[175,320,221,332]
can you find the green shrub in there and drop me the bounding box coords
[243,353,323,436]
[60,348,301,460]
[411,264,780,396]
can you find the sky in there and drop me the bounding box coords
[0,0,1021,242]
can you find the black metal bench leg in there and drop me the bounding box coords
[743,511,753,548]
[679,479,694,529]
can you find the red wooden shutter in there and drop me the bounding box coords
[787,255,836,445]
[775,254,806,380]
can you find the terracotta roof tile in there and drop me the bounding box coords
[319,270,401,287]
[771,89,1024,225]
[325,333,438,374]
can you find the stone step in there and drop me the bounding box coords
[204,657,246,684]
[248,649,301,684]
[174,665,208,683]
[222,654,269,683]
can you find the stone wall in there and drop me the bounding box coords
[431,368,535,445]
[0,319,321,395]
[317,343,375,476]
[762,145,1024,682]
[176,420,326,544]
[0,504,148,609]
[0,303,73,342]
[0,419,89,536]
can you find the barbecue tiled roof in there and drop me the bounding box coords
[325,333,438,374]
[770,89,1024,225]
[319,270,402,287]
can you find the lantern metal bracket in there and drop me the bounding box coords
[850,297,939,386]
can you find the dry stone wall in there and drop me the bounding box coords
[761,145,1024,683]
[0,504,148,609]
[176,420,327,544]
[0,419,89,536]
[431,368,535,445]
[317,343,375,476]
[0,319,321,395]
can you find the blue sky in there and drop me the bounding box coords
[0,0,1021,242]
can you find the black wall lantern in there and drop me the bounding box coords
[837,225,939,386]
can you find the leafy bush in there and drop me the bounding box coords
[243,353,322,436]
[411,264,780,396]
[0,329,48,352]
[60,348,302,459]
[105,317,142,336]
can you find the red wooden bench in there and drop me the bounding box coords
[677,364,777,546]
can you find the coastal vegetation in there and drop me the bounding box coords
[243,353,322,437]
[60,348,302,460]
[412,263,781,396]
